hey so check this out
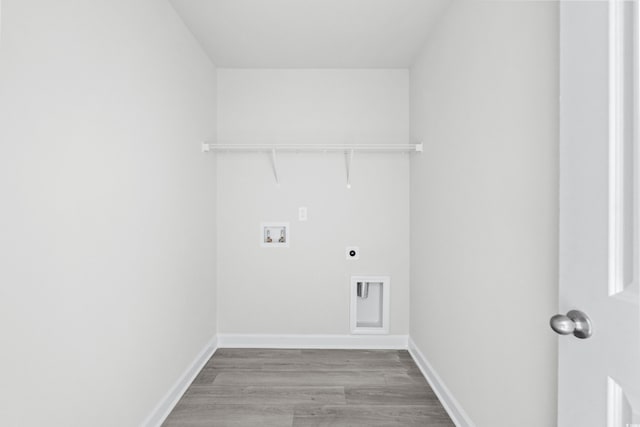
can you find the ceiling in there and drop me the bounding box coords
[168,0,452,68]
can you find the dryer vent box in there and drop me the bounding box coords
[350,276,390,335]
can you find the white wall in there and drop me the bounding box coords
[409,1,558,426]
[0,1,217,426]
[216,69,410,337]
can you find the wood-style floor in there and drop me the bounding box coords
[162,348,454,427]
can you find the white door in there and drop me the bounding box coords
[558,1,640,426]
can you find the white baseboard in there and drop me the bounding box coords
[141,335,218,427]
[408,337,475,427]
[217,333,409,349]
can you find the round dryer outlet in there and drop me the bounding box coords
[346,246,360,260]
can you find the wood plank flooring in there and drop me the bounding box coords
[162,349,454,427]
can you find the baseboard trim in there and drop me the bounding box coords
[217,334,409,349]
[408,337,475,427]
[141,335,218,427]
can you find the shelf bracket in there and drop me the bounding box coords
[271,148,280,185]
[346,149,355,189]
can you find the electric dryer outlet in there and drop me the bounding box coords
[346,246,360,260]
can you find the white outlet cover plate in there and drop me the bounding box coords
[346,246,360,260]
[298,207,308,221]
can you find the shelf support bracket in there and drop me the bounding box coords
[271,148,280,185]
[346,149,355,189]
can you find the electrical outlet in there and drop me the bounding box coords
[298,207,308,221]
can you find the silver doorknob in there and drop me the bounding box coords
[550,310,593,339]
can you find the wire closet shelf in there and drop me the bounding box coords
[201,143,423,153]
[201,142,423,187]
